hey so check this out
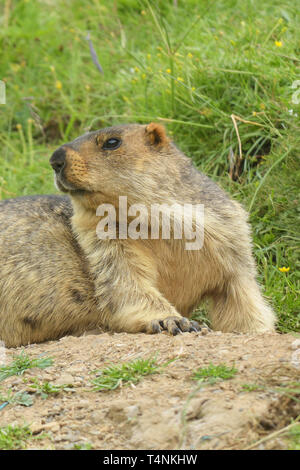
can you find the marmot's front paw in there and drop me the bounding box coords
[149,316,201,335]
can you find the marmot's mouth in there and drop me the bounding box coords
[54,173,88,195]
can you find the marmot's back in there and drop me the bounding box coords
[0,195,98,347]
[0,194,72,222]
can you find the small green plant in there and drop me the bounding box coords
[0,425,33,450]
[73,442,93,450]
[91,356,166,392]
[0,389,33,407]
[192,363,238,384]
[241,383,263,392]
[0,351,53,382]
[28,379,74,399]
[288,424,300,450]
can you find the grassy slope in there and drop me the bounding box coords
[0,0,299,331]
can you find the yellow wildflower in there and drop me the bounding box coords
[177,77,184,82]
[166,68,171,74]
[279,267,290,273]
[11,64,21,72]
[275,40,282,47]
[55,80,62,90]
[187,52,193,58]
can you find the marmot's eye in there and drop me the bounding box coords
[102,137,122,150]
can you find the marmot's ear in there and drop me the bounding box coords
[145,122,169,147]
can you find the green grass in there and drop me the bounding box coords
[241,383,263,392]
[73,442,93,450]
[0,0,299,332]
[288,424,300,450]
[91,356,164,391]
[0,389,33,407]
[0,351,53,382]
[192,363,238,383]
[0,424,33,450]
[28,379,74,399]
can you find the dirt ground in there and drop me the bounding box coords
[1,330,299,450]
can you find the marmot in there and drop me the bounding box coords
[0,123,275,347]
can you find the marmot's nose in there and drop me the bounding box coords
[50,147,66,173]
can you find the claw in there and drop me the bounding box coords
[189,326,199,332]
[171,327,182,336]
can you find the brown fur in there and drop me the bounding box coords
[0,123,275,347]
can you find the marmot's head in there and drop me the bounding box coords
[50,123,184,209]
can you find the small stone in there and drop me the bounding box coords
[77,399,89,408]
[90,411,102,424]
[241,355,251,361]
[90,429,101,436]
[43,422,60,433]
[127,405,140,420]
[31,422,44,434]
[10,378,23,386]
[291,339,300,350]
[53,374,73,385]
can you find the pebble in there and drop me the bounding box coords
[31,422,44,434]
[200,328,209,336]
[43,422,60,433]
[60,431,80,442]
[77,399,89,408]
[53,374,74,385]
[90,429,101,436]
[10,378,23,386]
[90,410,103,424]
[291,339,300,350]
[126,405,140,419]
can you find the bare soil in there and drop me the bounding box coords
[1,330,299,450]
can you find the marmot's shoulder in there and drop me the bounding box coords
[0,194,73,223]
